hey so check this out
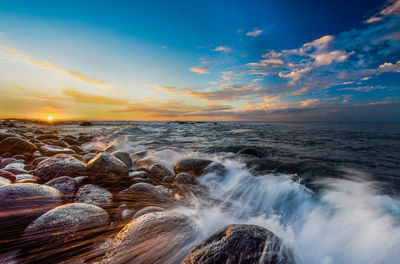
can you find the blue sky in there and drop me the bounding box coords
[0,0,399,121]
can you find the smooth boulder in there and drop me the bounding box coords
[174,158,213,176]
[45,176,78,202]
[86,152,128,184]
[148,163,173,181]
[112,151,133,167]
[182,224,293,264]
[76,184,113,209]
[40,145,75,156]
[103,211,198,264]
[0,137,36,154]
[35,154,87,182]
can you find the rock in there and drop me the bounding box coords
[0,176,11,186]
[86,152,128,184]
[62,137,81,146]
[45,176,78,202]
[148,163,173,181]
[112,151,132,167]
[36,134,58,140]
[79,121,93,126]
[0,137,37,154]
[237,147,265,158]
[0,170,16,182]
[0,132,18,141]
[115,204,135,221]
[68,145,83,154]
[173,158,213,176]
[74,176,90,187]
[134,157,155,167]
[76,184,113,209]
[175,172,196,184]
[40,145,76,156]
[154,185,173,197]
[17,178,39,183]
[202,162,227,176]
[130,150,147,160]
[23,203,109,262]
[71,154,85,162]
[4,162,25,171]
[103,211,198,264]
[32,156,47,166]
[35,154,87,182]
[162,175,174,183]
[129,171,147,178]
[0,183,62,234]
[132,206,165,219]
[83,152,97,163]
[182,224,293,264]
[125,183,169,209]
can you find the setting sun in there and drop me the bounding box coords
[47,116,53,121]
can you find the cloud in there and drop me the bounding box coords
[189,67,209,74]
[378,60,400,72]
[366,0,400,23]
[0,44,117,90]
[246,28,263,37]
[214,46,232,53]
[62,88,132,105]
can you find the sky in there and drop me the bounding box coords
[0,0,399,121]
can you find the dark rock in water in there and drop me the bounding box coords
[83,152,97,163]
[23,203,109,262]
[105,145,118,153]
[237,147,265,158]
[86,152,129,184]
[36,134,58,141]
[132,206,165,219]
[245,158,298,175]
[125,183,169,209]
[112,151,133,167]
[35,154,87,182]
[79,121,93,126]
[175,172,196,185]
[0,137,37,154]
[0,183,62,236]
[45,176,78,202]
[103,211,198,264]
[62,137,81,146]
[0,132,18,141]
[202,162,227,176]
[0,170,16,182]
[174,158,213,177]
[76,184,113,209]
[148,163,173,181]
[40,145,76,156]
[74,175,90,187]
[183,224,293,264]
[130,150,147,160]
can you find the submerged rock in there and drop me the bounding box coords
[0,137,37,154]
[35,154,87,182]
[175,172,196,184]
[174,158,213,176]
[103,211,198,264]
[76,184,113,209]
[183,224,293,264]
[86,152,129,184]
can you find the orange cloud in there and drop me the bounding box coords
[62,88,132,105]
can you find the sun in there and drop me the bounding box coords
[47,116,54,121]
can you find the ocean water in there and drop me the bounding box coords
[13,121,400,263]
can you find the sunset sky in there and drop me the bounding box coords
[0,0,399,121]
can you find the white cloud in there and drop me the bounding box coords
[246,28,263,37]
[366,0,400,23]
[214,46,232,53]
[378,60,400,72]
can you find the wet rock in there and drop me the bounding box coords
[130,150,147,160]
[154,185,173,197]
[148,163,173,181]
[4,162,25,171]
[79,121,93,126]
[71,154,85,163]
[0,176,11,186]
[15,174,35,181]
[0,132,18,141]
[175,172,196,184]
[0,137,37,154]
[202,162,227,176]
[237,147,265,158]
[105,145,118,153]
[62,137,81,146]
[134,157,155,167]
[162,175,174,183]
[45,176,78,202]
[76,184,113,209]
[0,170,16,182]
[112,151,132,167]
[23,203,109,262]
[35,154,87,182]
[126,183,169,209]
[32,150,42,159]
[103,211,198,264]
[40,145,76,156]
[83,152,97,163]
[86,152,129,184]
[129,171,147,178]
[36,134,58,140]
[68,145,83,154]
[174,158,213,176]
[132,206,165,219]
[0,183,62,234]
[32,156,47,166]
[74,175,90,187]
[182,224,293,264]
[17,178,39,183]
[115,204,135,221]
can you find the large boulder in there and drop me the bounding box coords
[125,183,169,209]
[103,211,198,264]
[45,176,78,202]
[112,151,133,167]
[0,137,36,154]
[148,163,173,181]
[173,158,213,176]
[182,224,293,264]
[0,132,18,141]
[76,184,113,209]
[40,145,75,156]
[0,183,62,235]
[35,154,87,182]
[23,203,109,262]
[86,152,129,184]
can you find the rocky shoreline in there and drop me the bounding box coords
[0,121,293,264]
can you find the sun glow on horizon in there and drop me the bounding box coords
[47,116,53,121]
